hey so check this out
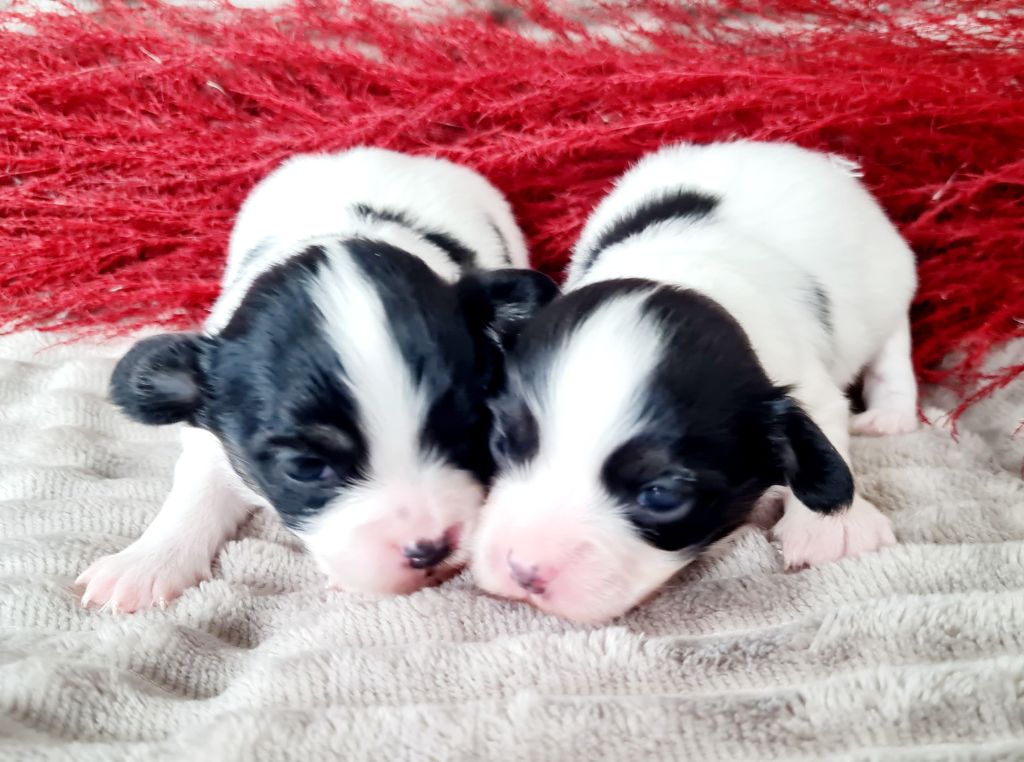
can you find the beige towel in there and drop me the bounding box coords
[1,330,1022,761]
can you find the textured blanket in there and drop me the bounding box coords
[1,330,1022,760]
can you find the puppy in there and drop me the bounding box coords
[77,148,557,611]
[472,141,916,623]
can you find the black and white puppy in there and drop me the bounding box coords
[472,141,917,623]
[77,148,556,611]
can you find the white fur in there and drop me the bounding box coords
[472,472,687,624]
[210,148,527,332]
[301,463,483,594]
[471,292,683,622]
[529,292,663,471]
[298,240,484,592]
[81,148,527,609]
[570,141,917,394]
[850,318,919,435]
[312,241,429,480]
[474,141,917,622]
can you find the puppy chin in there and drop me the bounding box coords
[299,467,483,595]
[471,479,688,623]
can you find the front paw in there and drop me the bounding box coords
[75,544,211,612]
[772,495,896,570]
[850,408,918,436]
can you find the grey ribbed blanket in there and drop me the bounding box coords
[1,331,1022,760]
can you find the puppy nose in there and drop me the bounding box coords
[403,537,453,569]
[508,554,546,595]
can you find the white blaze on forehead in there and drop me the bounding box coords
[310,244,431,477]
[529,290,664,472]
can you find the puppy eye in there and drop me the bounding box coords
[489,399,539,467]
[637,476,694,520]
[285,456,338,484]
[491,430,513,461]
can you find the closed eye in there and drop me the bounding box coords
[284,455,338,483]
[254,431,361,490]
[277,450,353,488]
[490,397,539,467]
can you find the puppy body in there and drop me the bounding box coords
[569,142,915,405]
[79,148,554,611]
[213,148,528,329]
[473,142,916,623]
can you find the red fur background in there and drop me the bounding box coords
[1,0,1021,414]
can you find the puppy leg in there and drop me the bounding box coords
[773,381,896,569]
[76,427,261,612]
[850,316,918,436]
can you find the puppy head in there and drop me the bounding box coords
[471,280,852,623]
[111,241,557,595]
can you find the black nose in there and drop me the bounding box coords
[403,537,453,569]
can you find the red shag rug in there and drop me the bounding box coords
[1,0,1022,416]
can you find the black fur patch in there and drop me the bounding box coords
[605,285,786,550]
[205,237,497,528]
[495,279,854,555]
[208,238,502,529]
[489,396,540,468]
[153,236,545,532]
[772,399,853,513]
[220,245,329,341]
[354,203,477,271]
[580,190,719,273]
[344,238,497,480]
[808,278,834,336]
[353,204,410,227]
[207,245,369,528]
[422,231,477,271]
[109,333,206,426]
[487,218,512,264]
[508,278,656,392]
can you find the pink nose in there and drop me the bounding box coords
[508,554,546,595]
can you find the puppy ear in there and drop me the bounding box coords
[109,333,208,425]
[457,268,559,350]
[769,396,854,513]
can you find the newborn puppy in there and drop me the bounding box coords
[472,141,916,623]
[77,148,556,611]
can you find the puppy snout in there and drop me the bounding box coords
[403,536,453,569]
[508,554,546,595]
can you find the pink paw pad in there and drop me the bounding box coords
[773,496,896,570]
[76,548,209,613]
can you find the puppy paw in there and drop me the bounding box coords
[773,496,896,570]
[850,408,917,436]
[76,544,211,612]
